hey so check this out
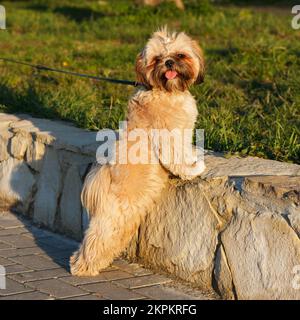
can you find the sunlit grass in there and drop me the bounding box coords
[0,0,299,163]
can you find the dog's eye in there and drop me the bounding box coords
[177,53,185,59]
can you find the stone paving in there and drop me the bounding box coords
[0,211,215,300]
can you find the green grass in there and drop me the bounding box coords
[0,0,299,163]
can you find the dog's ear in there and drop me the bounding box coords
[135,51,149,87]
[191,40,205,85]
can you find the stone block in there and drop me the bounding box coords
[33,147,61,228]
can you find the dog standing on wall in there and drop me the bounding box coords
[70,28,206,276]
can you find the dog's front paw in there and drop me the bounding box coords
[70,251,86,276]
[70,251,95,276]
[70,250,111,277]
[180,160,206,180]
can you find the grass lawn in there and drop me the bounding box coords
[0,0,299,163]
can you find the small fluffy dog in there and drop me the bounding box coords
[70,28,205,276]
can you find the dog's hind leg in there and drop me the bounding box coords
[70,162,166,276]
[70,196,142,276]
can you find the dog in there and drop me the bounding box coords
[70,27,205,276]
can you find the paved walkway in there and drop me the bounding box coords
[0,211,216,300]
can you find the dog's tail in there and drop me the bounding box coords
[81,165,112,217]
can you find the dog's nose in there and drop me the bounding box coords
[165,59,174,68]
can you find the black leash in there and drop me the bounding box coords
[0,57,143,87]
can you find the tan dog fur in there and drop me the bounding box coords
[70,28,205,276]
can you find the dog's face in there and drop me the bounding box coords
[136,28,205,92]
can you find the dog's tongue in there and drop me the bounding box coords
[165,70,177,80]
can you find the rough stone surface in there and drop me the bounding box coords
[33,147,61,228]
[221,209,300,300]
[81,208,89,234]
[202,152,300,178]
[9,117,98,155]
[128,163,300,299]
[130,183,221,289]
[0,131,13,162]
[0,113,95,235]
[288,206,300,237]
[243,176,300,204]
[213,244,235,300]
[26,140,46,172]
[59,165,83,240]
[9,132,30,160]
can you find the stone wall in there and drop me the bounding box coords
[127,159,300,299]
[0,113,98,240]
[0,113,300,299]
